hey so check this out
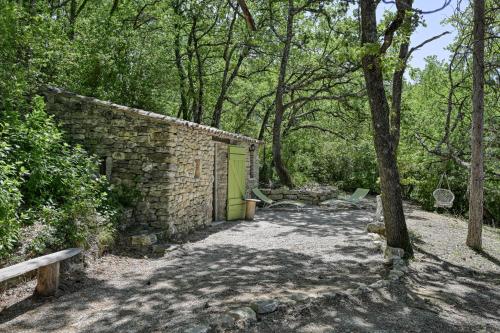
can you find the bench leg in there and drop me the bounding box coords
[35,262,60,297]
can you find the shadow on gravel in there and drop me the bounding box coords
[0,208,387,332]
[0,245,384,332]
[251,247,500,332]
[398,246,500,331]
[474,249,500,267]
[3,206,498,332]
[259,284,493,333]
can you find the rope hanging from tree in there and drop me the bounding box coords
[433,173,455,208]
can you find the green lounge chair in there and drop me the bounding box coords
[320,188,369,208]
[344,188,370,203]
[252,188,306,209]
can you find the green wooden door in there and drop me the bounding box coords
[227,146,247,220]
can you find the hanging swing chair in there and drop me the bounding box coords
[433,173,455,208]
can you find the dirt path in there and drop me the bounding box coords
[0,207,386,332]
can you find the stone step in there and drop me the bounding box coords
[128,233,158,247]
[123,230,182,255]
[121,224,175,253]
[151,243,180,255]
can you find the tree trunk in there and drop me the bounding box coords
[193,35,204,124]
[467,0,485,250]
[212,88,227,128]
[390,41,409,150]
[259,105,273,141]
[187,18,197,121]
[69,0,77,40]
[236,0,256,31]
[212,49,246,128]
[212,12,237,128]
[360,0,412,257]
[173,1,189,120]
[272,0,294,188]
[174,34,189,120]
[67,0,89,40]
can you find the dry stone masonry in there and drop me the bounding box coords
[43,87,261,250]
[260,186,338,205]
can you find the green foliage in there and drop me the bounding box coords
[0,0,497,253]
[0,141,22,256]
[0,98,120,261]
[108,184,142,209]
[401,55,499,221]
[273,131,379,192]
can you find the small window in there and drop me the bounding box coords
[194,159,201,178]
[99,156,113,181]
[99,159,106,176]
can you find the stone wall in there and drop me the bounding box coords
[260,187,338,205]
[165,125,214,234]
[43,87,261,244]
[44,89,173,238]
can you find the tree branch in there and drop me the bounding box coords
[382,0,452,14]
[237,0,256,31]
[380,0,411,54]
[406,31,451,59]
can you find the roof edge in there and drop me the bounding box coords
[42,86,263,145]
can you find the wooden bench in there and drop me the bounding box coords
[0,248,82,296]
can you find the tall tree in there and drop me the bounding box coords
[360,0,413,256]
[466,0,485,250]
[273,0,295,188]
[211,8,248,128]
[270,0,358,188]
[67,0,89,40]
[172,0,190,120]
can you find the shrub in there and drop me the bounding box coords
[0,141,22,256]
[0,97,120,262]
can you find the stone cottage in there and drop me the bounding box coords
[42,87,261,248]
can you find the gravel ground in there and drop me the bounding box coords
[1,202,498,333]
[405,205,500,274]
[248,203,500,333]
[0,206,385,332]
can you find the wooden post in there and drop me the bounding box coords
[35,262,60,297]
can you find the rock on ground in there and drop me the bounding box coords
[250,299,279,314]
[366,221,385,236]
[228,307,257,323]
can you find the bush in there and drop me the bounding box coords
[0,97,120,262]
[0,141,22,256]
